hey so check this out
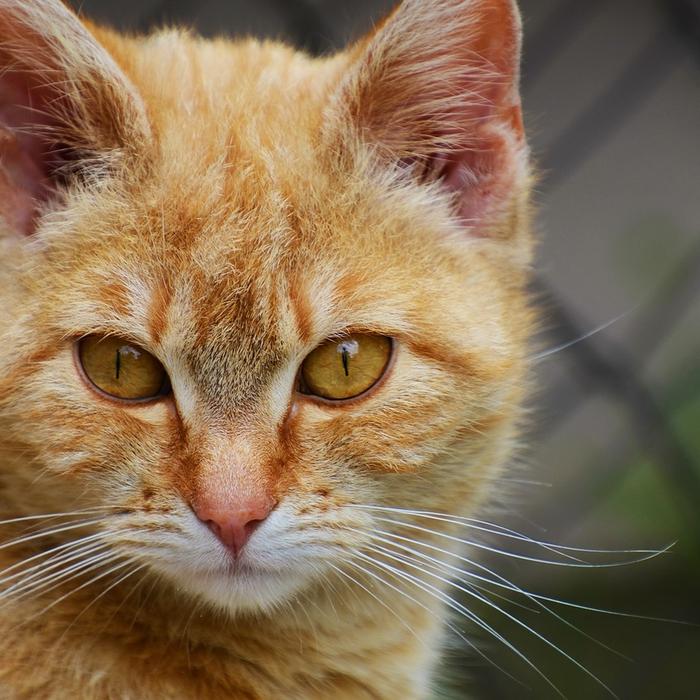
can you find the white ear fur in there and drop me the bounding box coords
[332,0,527,230]
[0,0,149,236]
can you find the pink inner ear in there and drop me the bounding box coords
[439,105,524,229]
[0,74,53,236]
[0,0,151,239]
[340,0,526,234]
[431,1,525,229]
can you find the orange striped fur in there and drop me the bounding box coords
[0,0,534,697]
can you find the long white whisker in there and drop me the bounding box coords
[531,308,635,362]
[0,533,106,587]
[366,526,684,626]
[0,548,115,604]
[351,504,583,561]
[361,546,617,698]
[369,515,671,568]
[342,555,521,685]
[0,543,109,602]
[27,558,133,623]
[385,545,540,614]
[368,535,627,660]
[356,550,548,695]
[0,518,107,553]
[350,504,665,557]
[366,540,537,613]
[0,508,118,528]
[327,563,428,652]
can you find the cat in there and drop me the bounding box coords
[0,0,533,697]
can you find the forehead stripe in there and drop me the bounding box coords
[148,278,174,345]
[289,280,312,346]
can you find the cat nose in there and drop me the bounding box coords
[193,494,276,556]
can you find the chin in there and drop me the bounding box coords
[153,551,314,615]
[189,567,310,614]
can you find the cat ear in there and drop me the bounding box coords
[0,0,150,236]
[333,0,527,234]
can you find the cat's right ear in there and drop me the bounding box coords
[0,0,150,237]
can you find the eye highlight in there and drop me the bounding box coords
[78,336,170,402]
[300,335,392,401]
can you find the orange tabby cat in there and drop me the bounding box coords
[0,0,533,697]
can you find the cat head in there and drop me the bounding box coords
[0,0,533,613]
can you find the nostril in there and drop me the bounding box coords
[244,517,264,539]
[193,498,278,556]
[239,499,278,541]
[205,519,223,541]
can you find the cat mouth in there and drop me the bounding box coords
[220,556,263,576]
[209,544,292,579]
[169,551,309,613]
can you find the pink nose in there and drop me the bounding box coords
[193,495,276,556]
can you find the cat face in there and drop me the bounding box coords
[0,0,533,613]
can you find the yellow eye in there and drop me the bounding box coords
[78,336,170,402]
[300,334,392,401]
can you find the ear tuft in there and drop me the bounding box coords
[0,0,150,236]
[331,0,528,235]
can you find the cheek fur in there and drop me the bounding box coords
[2,343,171,487]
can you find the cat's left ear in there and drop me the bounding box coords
[330,0,528,239]
[0,0,150,237]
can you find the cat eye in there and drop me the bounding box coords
[78,336,171,402]
[299,334,393,401]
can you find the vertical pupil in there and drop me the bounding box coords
[341,348,350,376]
[115,349,121,380]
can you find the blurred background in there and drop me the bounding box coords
[68,0,700,697]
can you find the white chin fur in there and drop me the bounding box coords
[174,564,308,613]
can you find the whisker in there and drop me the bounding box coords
[0,548,115,605]
[354,550,543,695]
[0,532,105,583]
[0,507,119,529]
[363,528,539,611]
[367,535,627,660]
[341,556,520,685]
[328,563,428,651]
[0,537,107,590]
[27,558,134,623]
[361,546,617,698]
[350,504,664,557]
[366,526,686,627]
[367,515,670,568]
[0,517,108,553]
[530,308,635,362]
[368,537,539,614]
[19,516,105,538]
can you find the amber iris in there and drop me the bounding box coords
[79,336,169,401]
[300,334,392,400]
